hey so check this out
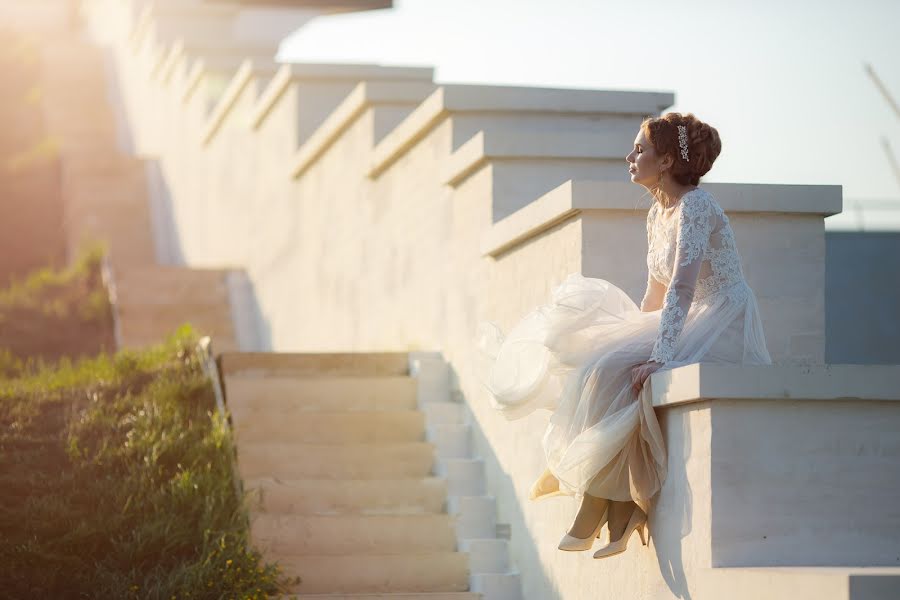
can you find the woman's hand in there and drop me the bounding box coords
[631,360,664,394]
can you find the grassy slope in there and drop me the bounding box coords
[0,328,292,599]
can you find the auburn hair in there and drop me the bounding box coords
[641,112,722,188]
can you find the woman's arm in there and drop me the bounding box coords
[640,273,666,312]
[648,193,716,364]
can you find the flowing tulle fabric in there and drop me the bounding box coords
[473,272,771,514]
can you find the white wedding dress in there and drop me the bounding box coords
[473,186,772,514]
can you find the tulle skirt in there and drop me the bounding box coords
[472,272,772,514]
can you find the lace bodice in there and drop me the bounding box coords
[645,187,749,363]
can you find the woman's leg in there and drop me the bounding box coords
[566,492,609,538]
[607,500,636,541]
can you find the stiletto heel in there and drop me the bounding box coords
[558,504,609,552]
[637,521,648,546]
[592,506,648,559]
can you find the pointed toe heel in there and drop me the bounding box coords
[558,506,609,552]
[592,507,648,559]
[558,518,604,552]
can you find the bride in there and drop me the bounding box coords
[473,112,772,559]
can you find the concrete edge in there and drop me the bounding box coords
[200,58,255,146]
[651,363,900,408]
[200,58,279,146]
[442,129,638,187]
[480,179,845,257]
[250,63,434,132]
[367,85,674,180]
[367,86,448,178]
[288,80,437,179]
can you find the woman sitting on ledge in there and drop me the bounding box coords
[474,112,772,559]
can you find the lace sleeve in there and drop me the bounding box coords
[649,192,716,364]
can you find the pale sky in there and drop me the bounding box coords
[280,0,900,230]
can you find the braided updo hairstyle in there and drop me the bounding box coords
[641,112,722,188]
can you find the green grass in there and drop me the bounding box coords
[0,241,108,320]
[0,326,291,599]
[0,243,115,366]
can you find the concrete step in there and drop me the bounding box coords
[116,303,234,329]
[66,214,156,271]
[224,375,417,413]
[285,594,481,599]
[448,496,497,540]
[436,459,487,497]
[422,402,467,426]
[231,410,425,444]
[116,303,235,324]
[427,424,471,459]
[237,442,435,480]
[243,477,447,515]
[458,539,510,575]
[219,351,410,377]
[59,149,156,270]
[278,553,470,594]
[63,154,147,189]
[469,573,521,600]
[118,312,236,346]
[62,151,146,171]
[114,266,232,305]
[57,138,126,160]
[121,332,239,353]
[251,513,458,555]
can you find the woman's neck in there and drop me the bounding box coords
[654,181,697,209]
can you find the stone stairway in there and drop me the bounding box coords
[219,352,522,599]
[38,34,242,351]
[112,265,239,351]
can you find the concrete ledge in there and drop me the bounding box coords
[128,6,154,52]
[288,80,437,179]
[200,58,255,145]
[178,38,278,60]
[151,39,184,83]
[147,31,173,81]
[200,58,279,146]
[651,363,900,409]
[249,62,433,131]
[367,84,674,179]
[180,51,276,102]
[441,129,627,187]
[156,39,184,84]
[181,57,208,102]
[480,179,844,257]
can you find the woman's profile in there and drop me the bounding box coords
[473,112,772,559]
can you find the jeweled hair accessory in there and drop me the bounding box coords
[677,125,689,161]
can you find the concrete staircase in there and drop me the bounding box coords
[112,265,239,351]
[220,352,522,598]
[38,35,241,351]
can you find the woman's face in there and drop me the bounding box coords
[625,128,667,188]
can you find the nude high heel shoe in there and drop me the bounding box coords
[591,506,648,559]
[557,504,609,552]
[529,467,567,501]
